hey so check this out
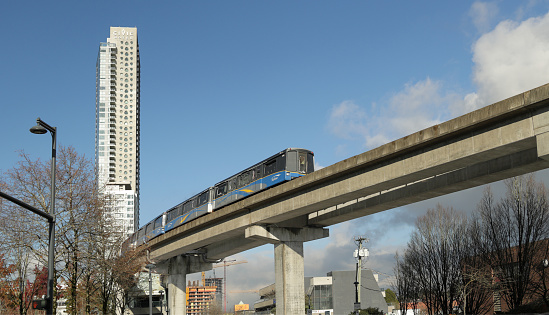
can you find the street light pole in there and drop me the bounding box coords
[146,264,156,315]
[30,117,56,315]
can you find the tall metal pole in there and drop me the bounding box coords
[353,236,369,313]
[146,264,155,315]
[357,241,362,304]
[354,262,360,314]
[47,123,56,315]
[30,117,56,315]
[149,268,153,315]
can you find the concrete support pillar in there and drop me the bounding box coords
[156,254,212,315]
[274,240,305,314]
[245,226,329,315]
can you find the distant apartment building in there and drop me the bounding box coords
[95,26,140,236]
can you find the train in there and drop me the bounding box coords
[122,148,315,249]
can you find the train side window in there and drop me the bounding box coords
[183,200,193,212]
[277,155,286,172]
[167,208,176,222]
[239,170,251,187]
[265,159,276,175]
[228,178,237,191]
[154,216,163,229]
[216,183,227,197]
[198,191,209,206]
[145,223,153,235]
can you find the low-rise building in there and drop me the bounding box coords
[254,269,387,315]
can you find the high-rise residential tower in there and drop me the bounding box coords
[95,27,140,235]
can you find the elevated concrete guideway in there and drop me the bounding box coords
[149,84,549,314]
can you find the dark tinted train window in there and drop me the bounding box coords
[255,166,262,179]
[239,170,252,187]
[265,159,277,175]
[183,200,194,212]
[145,223,153,234]
[167,207,177,221]
[308,153,314,173]
[228,178,237,191]
[154,216,163,229]
[197,191,209,206]
[216,183,227,197]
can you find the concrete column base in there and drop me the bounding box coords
[168,273,186,315]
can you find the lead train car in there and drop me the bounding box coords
[130,148,314,248]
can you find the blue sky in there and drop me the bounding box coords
[2,0,549,308]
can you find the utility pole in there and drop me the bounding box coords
[353,235,369,314]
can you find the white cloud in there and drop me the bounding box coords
[469,1,499,33]
[459,10,549,112]
[388,78,452,136]
[327,100,369,140]
[327,78,455,151]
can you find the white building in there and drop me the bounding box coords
[95,27,140,236]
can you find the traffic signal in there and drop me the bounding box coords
[32,299,48,310]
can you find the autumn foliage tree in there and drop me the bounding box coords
[0,146,145,314]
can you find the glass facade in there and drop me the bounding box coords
[311,284,333,310]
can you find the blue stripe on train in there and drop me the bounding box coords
[212,171,305,208]
[164,205,210,233]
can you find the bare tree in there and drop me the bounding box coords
[398,205,468,315]
[476,175,549,311]
[394,251,419,315]
[459,219,495,315]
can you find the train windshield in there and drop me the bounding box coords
[299,153,307,173]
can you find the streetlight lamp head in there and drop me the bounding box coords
[30,124,48,135]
